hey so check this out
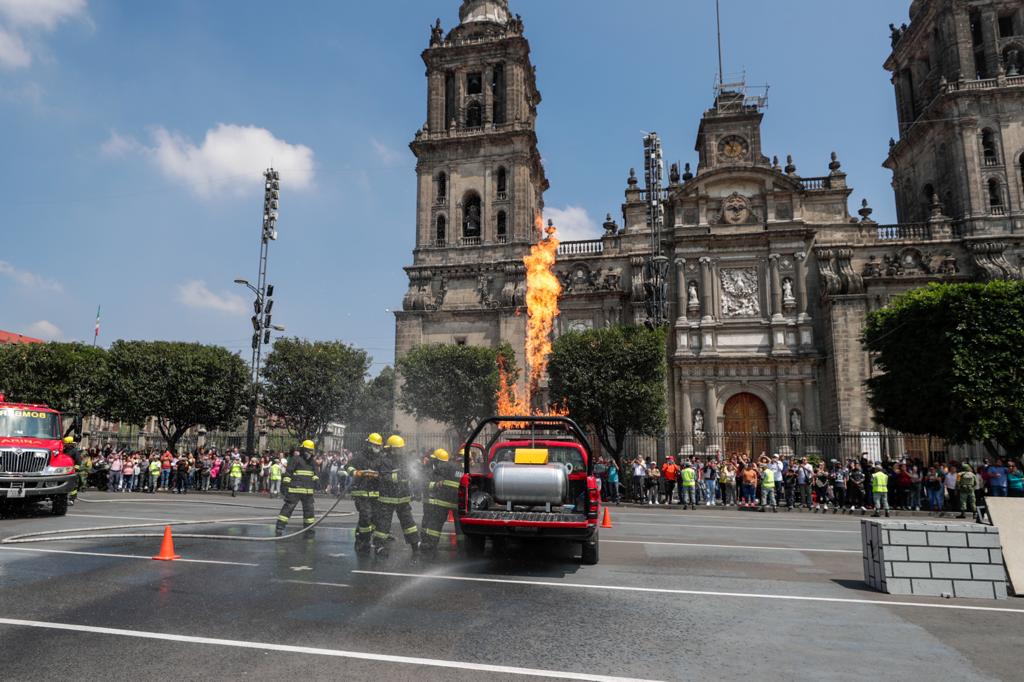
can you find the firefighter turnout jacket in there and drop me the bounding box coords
[283,453,319,495]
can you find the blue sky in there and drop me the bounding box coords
[0,0,909,371]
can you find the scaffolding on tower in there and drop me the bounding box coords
[642,132,670,328]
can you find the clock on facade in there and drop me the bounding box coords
[718,135,749,160]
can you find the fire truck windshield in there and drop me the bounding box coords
[0,408,59,439]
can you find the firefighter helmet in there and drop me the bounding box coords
[63,436,74,444]
[431,448,450,462]
[386,435,406,449]
[366,433,384,446]
[301,439,315,450]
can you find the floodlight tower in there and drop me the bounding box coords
[236,168,282,456]
[642,133,670,328]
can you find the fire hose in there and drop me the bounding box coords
[0,494,353,545]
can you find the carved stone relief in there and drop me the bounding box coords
[719,267,761,317]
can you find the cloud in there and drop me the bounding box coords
[177,280,248,315]
[370,137,404,166]
[544,206,602,242]
[24,319,62,341]
[0,0,87,29]
[0,0,88,70]
[0,26,29,68]
[108,124,315,198]
[0,260,63,292]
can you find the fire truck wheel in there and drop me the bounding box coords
[51,495,69,516]
[463,533,486,557]
[581,532,599,565]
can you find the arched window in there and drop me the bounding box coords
[462,193,482,239]
[988,178,1004,211]
[982,129,998,165]
[496,167,507,195]
[466,101,483,129]
[496,211,507,242]
[435,215,447,246]
[436,172,447,204]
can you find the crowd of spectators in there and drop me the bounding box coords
[593,452,1023,515]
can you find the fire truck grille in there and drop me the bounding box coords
[0,449,48,474]
[466,510,586,523]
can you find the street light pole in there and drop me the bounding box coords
[237,168,281,457]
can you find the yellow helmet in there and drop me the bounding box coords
[301,439,315,450]
[367,433,384,446]
[63,436,74,445]
[386,435,405,449]
[431,448,450,462]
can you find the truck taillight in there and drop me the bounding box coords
[587,478,600,519]
[458,473,470,513]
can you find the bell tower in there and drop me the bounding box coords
[410,0,548,260]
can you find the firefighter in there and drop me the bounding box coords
[372,435,420,559]
[346,433,384,556]
[419,448,459,557]
[275,440,320,538]
[63,436,82,505]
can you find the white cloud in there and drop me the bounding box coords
[0,0,87,70]
[544,206,602,242]
[177,280,248,315]
[0,260,63,292]
[0,0,86,29]
[109,124,315,198]
[25,319,62,341]
[370,137,404,166]
[0,26,30,68]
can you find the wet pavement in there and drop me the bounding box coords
[0,492,1022,681]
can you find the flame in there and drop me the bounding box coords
[495,216,566,420]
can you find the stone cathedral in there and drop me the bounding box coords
[393,0,1024,449]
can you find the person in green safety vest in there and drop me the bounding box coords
[871,465,890,517]
[228,455,244,497]
[680,461,697,510]
[269,459,283,498]
[148,457,161,494]
[760,463,778,512]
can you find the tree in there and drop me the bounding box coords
[0,342,109,436]
[262,338,370,444]
[104,340,248,453]
[396,343,518,435]
[548,326,666,468]
[863,281,1024,458]
[346,366,396,437]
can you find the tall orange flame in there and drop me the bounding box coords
[496,216,565,419]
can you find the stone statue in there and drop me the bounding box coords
[693,409,704,434]
[465,203,481,234]
[687,281,699,308]
[719,267,760,317]
[782,278,795,304]
[430,19,444,46]
[790,409,802,433]
[669,163,680,184]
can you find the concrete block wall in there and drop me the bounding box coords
[862,519,1007,600]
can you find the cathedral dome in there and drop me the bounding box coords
[459,0,510,25]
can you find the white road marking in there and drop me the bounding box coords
[610,520,859,534]
[289,565,313,572]
[69,513,275,527]
[603,539,859,553]
[0,545,258,567]
[274,579,350,588]
[353,570,1024,615]
[0,617,657,682]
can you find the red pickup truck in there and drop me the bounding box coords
[0,395,77,515]
[458,416,601,565]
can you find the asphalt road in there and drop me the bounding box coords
[0,492,1022,681]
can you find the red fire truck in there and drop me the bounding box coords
[0,394,77,515]
[458,416,601,564]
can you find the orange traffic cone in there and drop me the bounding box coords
[447,510,455,524]
[601,507,613,528]
[447,509,458,548]
[152,525,181,561]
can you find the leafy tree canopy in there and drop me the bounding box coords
[104,340,248,452]
[396,343,518,435]
[346,366,396,438]
[0,342,108,435]
[863,281,1024,457]
[548,325,666,467]
[262,338,370,444]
